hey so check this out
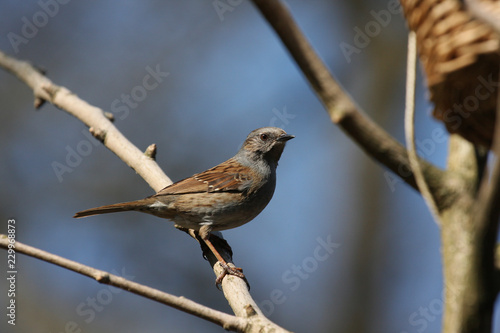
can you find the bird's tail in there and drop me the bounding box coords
[73,198,156,218]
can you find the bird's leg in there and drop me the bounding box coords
[199,225,245,285]
[204,236,245,285]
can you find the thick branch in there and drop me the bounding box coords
[250,2,498,332]
[250,0,448,206]
[440,133,500,333]
[0,235,247,331]
[0,50,289,332]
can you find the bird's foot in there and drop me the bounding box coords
[215,262,246,289]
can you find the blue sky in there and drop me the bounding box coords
[0,1,497,332]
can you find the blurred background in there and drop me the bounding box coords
[0,1,498,332]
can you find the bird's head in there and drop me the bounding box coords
[238,127,294,167]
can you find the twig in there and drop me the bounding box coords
[0,235,247,332]
[496,244,500,290]
[403,31,441,224]
[0,50,171,192]
[0,50,290,332]
[250,0,447,203]
[465,0,500,299]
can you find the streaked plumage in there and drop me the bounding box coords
[74,127,294,283]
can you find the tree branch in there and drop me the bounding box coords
[440,134,492,333]
[404,31,441,224]
[430,0,500,320]
[250,0,449,206]
[0,50,171,192]
[465,0,500,313]
[0,235,247,331]
[497,244,500,291]
[249,2,498,332]
[0,50,290,332]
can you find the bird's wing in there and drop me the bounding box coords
[154,159,252,196]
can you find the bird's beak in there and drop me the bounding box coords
[277,133,295,142]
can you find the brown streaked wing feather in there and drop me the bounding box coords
[154,176,211,195]
[154,159,252,196]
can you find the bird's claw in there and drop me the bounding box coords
[215,262,248,290]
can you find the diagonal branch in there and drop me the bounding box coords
[0,235,247,332]
[250,0,448,206]
[0,50,171,192]
[249,3,500,329]
[0,50,290,333]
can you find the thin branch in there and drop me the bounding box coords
[497,244,500,290]
[404,31,441,224]
[465,0,500,298]
[0,50,290,332]
[474,155,500,270]
[0,235,247,332]
[0,50,171,192]
[250,0,448,204]
[249,3,498,331]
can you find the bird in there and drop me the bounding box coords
[74,127,294,285]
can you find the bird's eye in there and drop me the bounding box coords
[260,133,269,141]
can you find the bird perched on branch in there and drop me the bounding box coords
[74,127,294,285]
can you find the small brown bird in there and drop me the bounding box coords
[74,127,294,284]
